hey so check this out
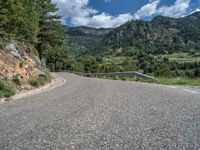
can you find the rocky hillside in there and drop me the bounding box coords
[66,12,200,57]
[0,44,43,80]
[102,12,200,55]
[0,42,49,98]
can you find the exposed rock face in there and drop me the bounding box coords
[5,43,21,59]
[0,43,45,82]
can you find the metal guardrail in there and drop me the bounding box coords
[65,71,157,81]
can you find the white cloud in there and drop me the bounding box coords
[52,0,133,28]
[134,0,160,19]
[52,0,193,28]
[158,0,190,18]
[134,0,191,19]
[70,12,133,28]
[88,13,133,28]
[51,0,97,24]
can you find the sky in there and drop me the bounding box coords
[52,0,200,28]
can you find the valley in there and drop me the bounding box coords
[64,12,200,85]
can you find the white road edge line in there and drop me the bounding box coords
[183,89,198,94]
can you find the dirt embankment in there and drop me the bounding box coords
[0,42,48,95]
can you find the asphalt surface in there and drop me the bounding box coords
[0,72,200,150]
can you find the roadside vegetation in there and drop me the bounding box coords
[64,13,200,86]
[29,75,51,88]
[0,79,15,98]
[13,75,21,86]
[99,76,200,86]
[155,78,200,86]
[0,75,51,99]
[1,1,200,88]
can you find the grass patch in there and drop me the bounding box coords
[155,78,200,86]
[0,79,15,98]
[100,75,200,86]
[29,75,51,87]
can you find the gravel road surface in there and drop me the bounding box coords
[0,73,200,149]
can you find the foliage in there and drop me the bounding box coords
[98,62,121,73]
[0,0,78,72]
[66,26,111,57]
[122,58,138,71]
[0,79,15,98]
[29,75,51,87]
[155,78,200,86]
[102,13,200,55]
[13,75,21,85]
[1,0,200,80]
[37,0,65,58]
[0,0,39,43]
[80,56,99,73]
[194,68,200,78]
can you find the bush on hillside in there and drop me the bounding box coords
[0,79,15,98]
[29,75,51,87]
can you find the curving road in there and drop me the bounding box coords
[0,73,200,149]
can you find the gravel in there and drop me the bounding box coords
[0,73,200,149]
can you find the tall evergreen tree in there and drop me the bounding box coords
[0,0,39,43]
[37,0,65,58]
[0,0,24,38]
[20,0,39,43]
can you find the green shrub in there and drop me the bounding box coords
[121,77,127,81]
[0,79,15,98]
[13,75,21,85]
[29,75,51,87]
[29,79,40,87]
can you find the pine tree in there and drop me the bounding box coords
[19,0,39,43]
[0,0,39,42]
[0,0,24,38]
[37,0,65,58]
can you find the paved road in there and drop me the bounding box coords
[1,73,200,149]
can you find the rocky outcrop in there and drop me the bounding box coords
[0,42,46,82]
[5,43,21,59]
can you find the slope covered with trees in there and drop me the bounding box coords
[0,0,70,71]
[102,12,200,55]
[66,12,200,79]
[66,26,111,57]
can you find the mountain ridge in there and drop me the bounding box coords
[66,12,200,57]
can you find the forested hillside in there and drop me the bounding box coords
[66,12,200,58]
[0,0,70,70]
[102,12,200,55]
[0,0,72,98]
[66,26,111,57]
[66,12,200,80]
[1,0,199,90]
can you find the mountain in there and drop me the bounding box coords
[67,26,112,37]
[65,26,112,57]
[66,12,200,57]
[102,12,200,55]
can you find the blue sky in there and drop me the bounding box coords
[52,0,200,28]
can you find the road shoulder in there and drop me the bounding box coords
[0,73,65,103]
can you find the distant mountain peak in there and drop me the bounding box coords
[189,11,200,18]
